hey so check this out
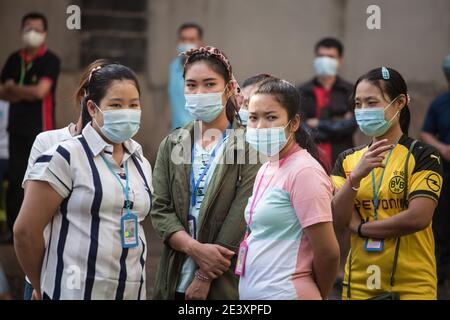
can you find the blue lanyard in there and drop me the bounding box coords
[371,146,396,220]
[101,155,130,212]
[190,124,231,207]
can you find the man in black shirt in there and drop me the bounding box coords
[298,38,356,171]
[0,12,60,241]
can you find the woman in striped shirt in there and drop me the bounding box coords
[14,64,153,300]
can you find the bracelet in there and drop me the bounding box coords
[357,220,366,238]
[348,173,360,191]
[195,270,211,282]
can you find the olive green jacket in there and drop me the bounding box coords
[151,120,261,299]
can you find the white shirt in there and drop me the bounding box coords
[23,123,76,188]
[0,100,9,159]
[28,123,153,300]
[22,123,76,286]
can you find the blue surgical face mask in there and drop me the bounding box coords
[246,121,291,157]
[177,43,197,54]
[354,96,400,137]
[94,103,141,143]
[184,89,226,123]
[314,56,338,76]
[238,108,249,126]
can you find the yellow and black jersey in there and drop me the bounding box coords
[332,135,443,300]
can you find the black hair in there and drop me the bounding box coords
[22,12,48,31]
[242,74,274,88]
[178,22,203,39]
[254,78,328,173]
[183,53,237,123]
[315,37,344,57]
[351,67,410,135]
[83,64,141,120]
[75,59,115,128]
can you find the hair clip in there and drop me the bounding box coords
[88,66,102,83]
[381,67,390,80]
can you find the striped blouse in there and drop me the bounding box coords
[28,123,153,300]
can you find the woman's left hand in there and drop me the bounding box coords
[349,210,362,234]
[185,277,211,300]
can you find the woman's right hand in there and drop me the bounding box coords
[187,242,235,279]
[351,139,394,184]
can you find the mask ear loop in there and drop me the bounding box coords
[385,95,403,124]
[284,119,294,143]
[91,101,105,130]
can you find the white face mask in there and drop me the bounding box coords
[246,121,292,157]
[93,103,141,143]
[22,30,45,48]
[184,88,227,123]
[314,56,338,76]
[177,43,197,54]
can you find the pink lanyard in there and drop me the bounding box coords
[244,156,290,240]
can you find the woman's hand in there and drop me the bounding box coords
[31,289,42,300]
[349,210,362,234]
[185,277,212,300]
[187,242,234,279]
[351,139,394,184]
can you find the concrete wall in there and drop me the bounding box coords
[1,0,449,162]
[148,0,450,146]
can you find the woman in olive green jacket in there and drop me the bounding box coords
[151,47,260,300]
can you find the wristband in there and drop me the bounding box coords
[348,173,360,191]
[357,220,367,238]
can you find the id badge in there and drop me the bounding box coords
[235,240,248,276]
[121,212,139,248]
[188,214,196,239]
[364,238,384,252]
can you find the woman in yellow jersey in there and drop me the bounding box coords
[331,67,443,300]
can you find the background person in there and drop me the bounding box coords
[0,12,60,243]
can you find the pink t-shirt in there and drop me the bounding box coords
[239,145,333,300]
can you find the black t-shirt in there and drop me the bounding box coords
[1,47,60,137]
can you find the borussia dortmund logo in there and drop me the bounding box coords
[389,175,405,194]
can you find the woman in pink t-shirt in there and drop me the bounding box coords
[237,78,340,300]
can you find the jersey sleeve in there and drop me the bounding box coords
[331,151,348,190]
[408,143,443,203]
[27,142,73,198]
[290,167,333,228]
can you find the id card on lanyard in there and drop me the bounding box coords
[188,124,230,239]
[364,145,396,253]
[235,156,289,276]
[102,156,139,249]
